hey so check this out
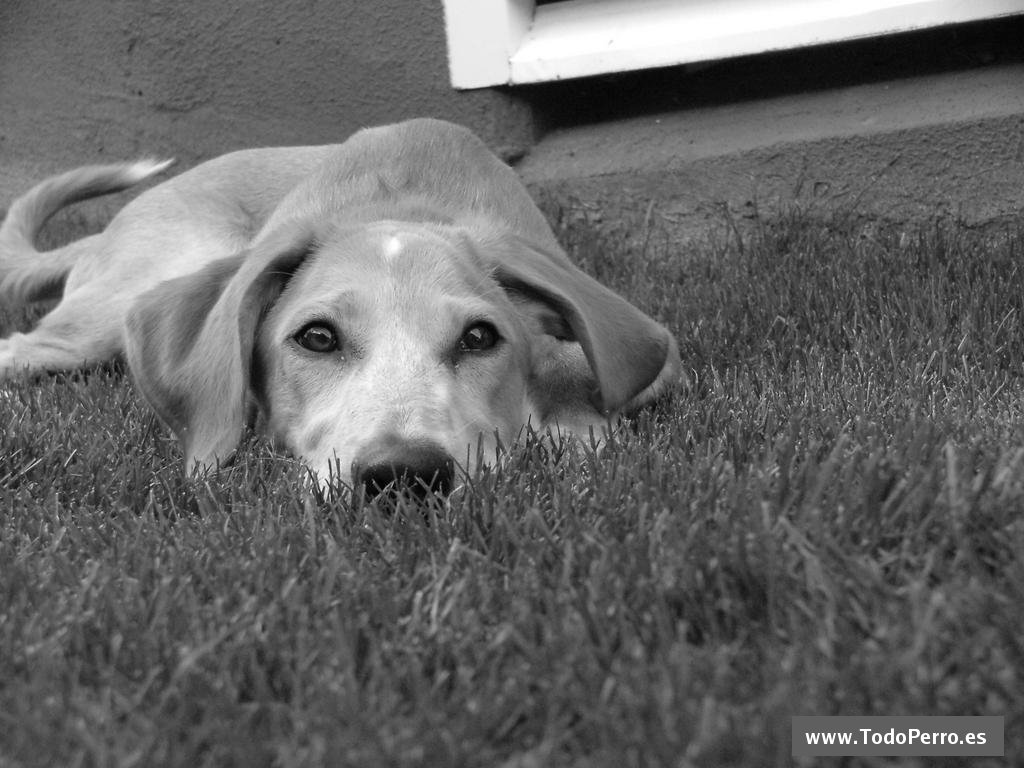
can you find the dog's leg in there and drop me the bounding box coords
[0,289,126,378]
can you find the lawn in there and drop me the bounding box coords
[1,206,1021,767]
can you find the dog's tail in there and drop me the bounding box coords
[0,159,174,305]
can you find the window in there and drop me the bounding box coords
[442,0,1024,88]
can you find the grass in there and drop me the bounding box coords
[1,207,1022,767]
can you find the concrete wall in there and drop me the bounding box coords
[1,4,1021,240]
[0,0,533,194]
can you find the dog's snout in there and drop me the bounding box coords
[352,436,454,497]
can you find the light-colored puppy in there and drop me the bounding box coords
[0,119,680,493]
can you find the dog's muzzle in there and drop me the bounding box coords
[351,435,455,497]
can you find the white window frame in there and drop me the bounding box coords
[442,0,1024,89]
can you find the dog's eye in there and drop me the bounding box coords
[459,322,499,353]
[295,323,339,353]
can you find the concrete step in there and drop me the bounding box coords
[518,63,1024,243]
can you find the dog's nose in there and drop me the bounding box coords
[351,436,455,497]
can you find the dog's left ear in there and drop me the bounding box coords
[125,224,314,472]
[483,234,682,418]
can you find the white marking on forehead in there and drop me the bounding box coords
[382,234,403,261]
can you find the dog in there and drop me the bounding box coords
[0,119,681,493]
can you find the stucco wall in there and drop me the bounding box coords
[2,5,1021,238]
[0,0,532,192]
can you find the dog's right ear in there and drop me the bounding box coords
[124,224,314,473]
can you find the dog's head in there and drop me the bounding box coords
[125,218,680,493]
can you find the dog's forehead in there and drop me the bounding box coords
[380,232,405,262]
[302,222,493,290]
[271,223,504,330]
